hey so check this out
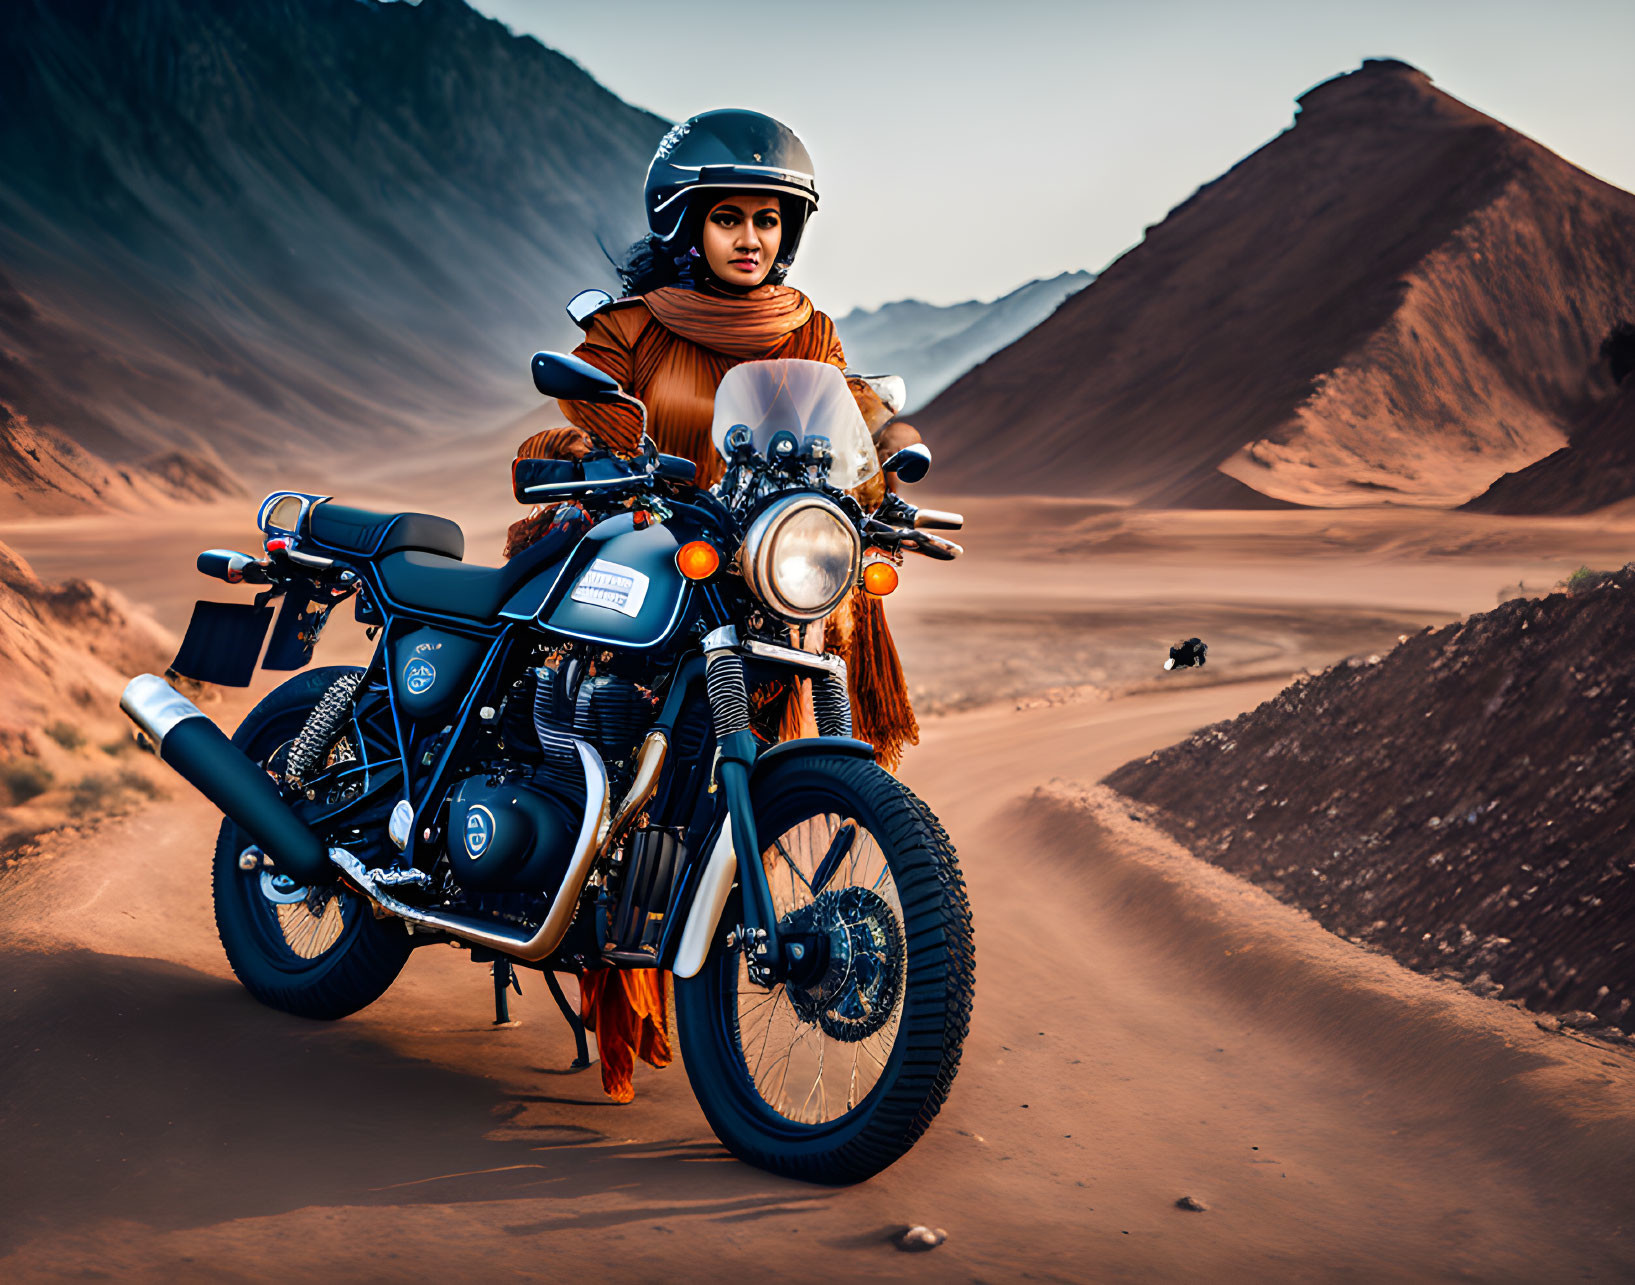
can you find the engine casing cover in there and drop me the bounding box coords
[445,770,581,893]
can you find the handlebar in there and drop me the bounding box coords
[197,548,271,585]
[515,441,695,502]
[867,493,964,553]
[520,475,644,498]
[896,529,963,561]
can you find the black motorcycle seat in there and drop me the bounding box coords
[308,502,466,560]
[375,529,572,620]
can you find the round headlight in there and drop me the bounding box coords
[740,495,861,623]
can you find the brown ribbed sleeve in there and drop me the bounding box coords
[804,309,847,371]
[556,306,655,456]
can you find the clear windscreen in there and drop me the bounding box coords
[710,359,880,490]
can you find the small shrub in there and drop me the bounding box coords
[0,759,55,806]
[67,773,120,818]
[1563,565,1610,595]
[65,769,166,819]
[1,827,44,858]
[44,721,86,752]
[101,736,135,757]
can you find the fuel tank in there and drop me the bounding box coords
[499,510,701,650]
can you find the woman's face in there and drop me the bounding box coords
[699,193,783,288]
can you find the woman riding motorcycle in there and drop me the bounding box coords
[506,110,926,1100]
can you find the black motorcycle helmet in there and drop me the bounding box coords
[644,109,819,278]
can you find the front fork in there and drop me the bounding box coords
[703,626,784,978]
[702,625,859,984]
[699,624,863,974]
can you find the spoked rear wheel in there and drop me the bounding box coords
[675,752,974,1183]
[212,667,411,1021]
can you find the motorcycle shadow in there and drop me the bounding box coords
[0,948,819,1252]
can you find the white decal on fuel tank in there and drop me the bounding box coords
[569,558,651,618]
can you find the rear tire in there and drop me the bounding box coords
[675,752,974,1184]
[212,666,412,1020]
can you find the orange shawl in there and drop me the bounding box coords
[536,285,832,484]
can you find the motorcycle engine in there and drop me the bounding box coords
[515,662,654,777]
[444,767,582,894]
[445,662,654,895]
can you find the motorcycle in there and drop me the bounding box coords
[120,348,974,1184]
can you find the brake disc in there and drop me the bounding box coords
[782,886,904,1043]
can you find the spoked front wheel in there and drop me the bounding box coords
[675,752,974,1184]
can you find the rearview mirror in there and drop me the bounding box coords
[565,289,613,331]
[531,351,624,403]
[853,373,907,416]
[881,443,932,483]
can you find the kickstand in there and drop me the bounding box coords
[492,959,523,1027]
[544,970,592,1069]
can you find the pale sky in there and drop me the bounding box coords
[470,0,1634,315]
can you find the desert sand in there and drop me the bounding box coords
[3,458,1633,1280]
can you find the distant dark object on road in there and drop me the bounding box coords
[1165,638,1208,671]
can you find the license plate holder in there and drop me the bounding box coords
[262,588,332,671]
[169,600,274,687]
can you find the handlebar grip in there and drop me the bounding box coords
[913,508,964,531]
[905,531,964,561]
[197,549,268,584]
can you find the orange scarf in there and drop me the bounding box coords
[641,284,814,358]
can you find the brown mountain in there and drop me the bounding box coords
[0,403,243,520]
[1463,328,1635,514]
[0,0,662,511]
[1463,383,1635,516]
[916,59,1635,508]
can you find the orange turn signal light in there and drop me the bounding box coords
[862,560,899,596]
[676,540,721,580]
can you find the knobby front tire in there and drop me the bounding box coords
[674,752,975,1184]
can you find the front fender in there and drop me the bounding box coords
[749,736,875,783]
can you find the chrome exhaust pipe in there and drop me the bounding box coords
[124,675,644,963]
[329,738,612,962]
[120,674,332,885]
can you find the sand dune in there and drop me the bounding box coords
[0,536,173,854]
[917,59,1635,508]
[1109,567,1635,1026]
[0,539,171,747]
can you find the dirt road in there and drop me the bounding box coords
[3,500,1633,1279]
